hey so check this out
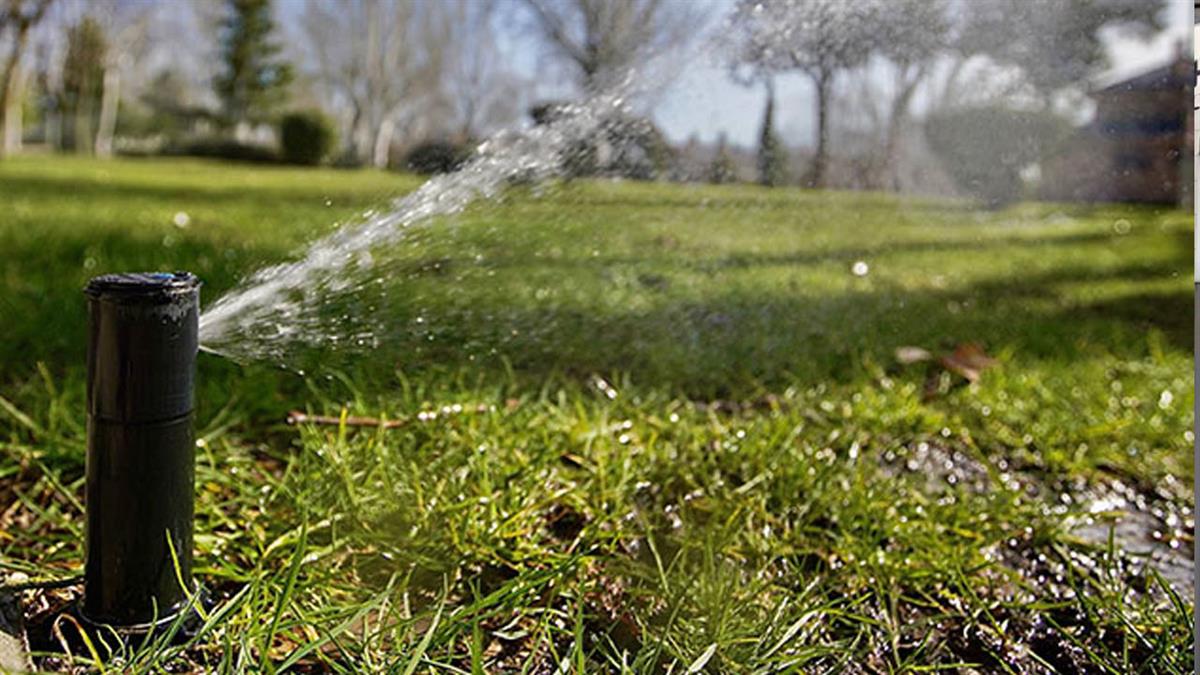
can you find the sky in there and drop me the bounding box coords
[648,0,1193,148]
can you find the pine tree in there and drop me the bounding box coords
[213,0,292,130]
[757,82,788,187]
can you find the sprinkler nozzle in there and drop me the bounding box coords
[82,272,201,633]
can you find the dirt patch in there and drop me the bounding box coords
[1071,479,1194,595]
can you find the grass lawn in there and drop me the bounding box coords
[0,156,1193,672]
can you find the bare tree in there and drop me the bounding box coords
[89,0,154,157]
[17,0,76,152]
[441,0,523,139]
[727,0,878,187]
[518,0,703,92]
[0,0,53,157]
[872,0,947,190]
[300,0,447,167]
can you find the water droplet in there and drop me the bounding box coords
[1158,390,1173,409]
[594,377,619,399]
[1113,219,1131,235]
[851,261,869,277]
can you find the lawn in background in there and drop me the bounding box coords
[0,156,1193,672]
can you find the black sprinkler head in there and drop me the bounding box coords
[82,272,202,634]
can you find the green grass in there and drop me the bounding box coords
[0,156,1193,672]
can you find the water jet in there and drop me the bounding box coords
[81,272,201,635]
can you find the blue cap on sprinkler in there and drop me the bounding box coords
[82,271,202,631]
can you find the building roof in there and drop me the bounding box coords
[1095,56,1192,94]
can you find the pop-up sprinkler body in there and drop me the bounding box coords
[82,272,201,632]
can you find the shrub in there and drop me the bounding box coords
[602,115,675,180]
[707,134,739,185]
[528,101,675,180]
[279,110,336,165]
[925,106,1069,208]
[167,137,277,163]
[404,139,474,175]
[707,151,738,184]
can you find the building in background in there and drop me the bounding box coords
[1041,48,1193,205]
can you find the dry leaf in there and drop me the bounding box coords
[938,342,997,383]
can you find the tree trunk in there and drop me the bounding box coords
[2,63,26,156]
[372,116,394,168]
[0,41,29,158]
[46,76,64,151]
[882,69,923,192]
[47,106,61,151]
[938,57,967,109]
[0,0,50,158]
[95,66,120,158]
[75,97,94,155]
[346,99,365,162]
[810,71,831,188]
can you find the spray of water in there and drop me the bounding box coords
[199,77,644,363]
